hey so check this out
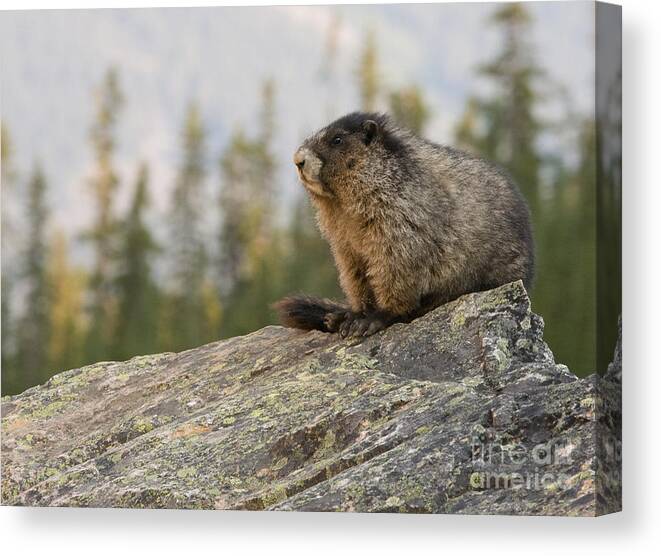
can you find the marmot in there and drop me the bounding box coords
[275,112,534,338]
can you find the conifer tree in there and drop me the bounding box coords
[165,101,218,351]
[389,86,430,134]
[259,78,276,149]
[85,67,123,362]
[1,124,17,390]
[217,81,280,336]
[112,163,160,360]
[283,193,342,301]
[319,13,342,118]
[15,164,50,389]
[218,129,255,290]
[356,31,430,134]
[454,98,481,153]
[357,30,380,111]
[475,3,543,207]
[219,81,277,292]
[47,231,88,375]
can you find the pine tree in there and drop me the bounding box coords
[218,129,255,289]
[534,119,596,374]
[164,101,217,351]
[283,193,342,300]
[475,3,543,207]
[454,98,481,153]
[356,32,430,134]
[219,81,277,292]
[259,78,276,148]
[47,231,88,375]
[85,67,123,362]
[389,86,430,134]
[1,125,18,392]
[319,13,342,118]
[15,164,50,389]
[112,163,160,360]
[453,3,545,244]
[357,30,380,112]
[217,81,281,337]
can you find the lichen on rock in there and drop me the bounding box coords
[1,281,621,515]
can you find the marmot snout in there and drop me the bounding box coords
[293,147,329,198]
[276,111,535,338]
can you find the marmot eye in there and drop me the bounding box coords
[331,135,343,146]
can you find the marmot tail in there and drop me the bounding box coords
[274,295,347,332]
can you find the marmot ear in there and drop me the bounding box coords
[362,120,379,145]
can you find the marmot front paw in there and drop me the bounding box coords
[337,312,387,338]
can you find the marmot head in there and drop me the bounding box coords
[293,112,407,200]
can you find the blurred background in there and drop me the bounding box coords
[0,2,620,395]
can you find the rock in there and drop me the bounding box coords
[1,281,621,515]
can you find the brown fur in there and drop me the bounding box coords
[276,112,534,337]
